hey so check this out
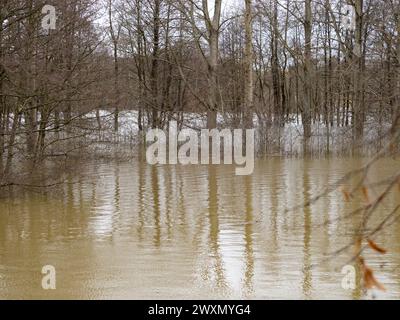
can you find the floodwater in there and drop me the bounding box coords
[0,157,399,299]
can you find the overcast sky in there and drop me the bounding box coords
[214,0,243,14]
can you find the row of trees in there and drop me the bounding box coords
[0,0,108,181]
[108,0,399,149]
[1,0,400,183]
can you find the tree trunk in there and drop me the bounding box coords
[4,111,20,178]
[0,8,4,170]
[393,5,400,138]
[108,0,120,133]
[271,0,282,126]
[244,0,254,129]
[204,0,222,129]
[150,0,161,129]
[113,41,119,133]
[302,0,313,154]
[352,0,365,147]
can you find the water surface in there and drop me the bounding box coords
[0,158,399,299]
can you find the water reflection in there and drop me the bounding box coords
[302,161,312,299]
[0,158,399,299]
[243,176,254,297]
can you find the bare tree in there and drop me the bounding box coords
[244,0,254,129]
[108,0,122,132]
[202,0,222,129]
[302,0,313,153]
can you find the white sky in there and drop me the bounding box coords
[210,0,243,15]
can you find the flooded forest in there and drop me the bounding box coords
[0,0,400,300]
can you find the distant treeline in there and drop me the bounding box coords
[1,0,399,182]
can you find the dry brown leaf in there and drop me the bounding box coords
[359,257,386,292]
[363,265,386,291]
[342,188,351,202]
[362,186,370,203]
[367,239,387,254]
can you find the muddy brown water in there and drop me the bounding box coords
[0,157,399,299]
